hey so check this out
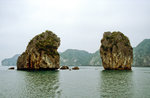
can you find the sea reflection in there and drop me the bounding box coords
[22,70,61,98]
[100,70,134,98]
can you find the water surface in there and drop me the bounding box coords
[0,66,150,98]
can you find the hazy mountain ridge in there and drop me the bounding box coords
[133,39,150,66]
[1,39,150,66]
[60,49,93,66]
[1,54,20,66]
[2,49,101,66]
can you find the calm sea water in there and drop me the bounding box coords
[0,66,150,98]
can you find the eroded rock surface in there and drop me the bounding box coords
[100,31,133,70]
[17,30,60,70]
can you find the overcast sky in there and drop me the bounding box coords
[0,0,150,63]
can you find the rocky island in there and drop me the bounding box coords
[17,30,60,70]
[100,31,133,70]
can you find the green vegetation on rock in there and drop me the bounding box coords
[17,30,60,70]
[100,31,133,70]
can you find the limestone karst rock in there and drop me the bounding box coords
[17,30,60,70]
[60,66,69,70]
[72,66,79,70]
[100,31,133,70]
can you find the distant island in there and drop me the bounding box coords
[1,39,150,67]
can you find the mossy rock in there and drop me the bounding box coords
[100,31,133,70]
[17,30,60,70]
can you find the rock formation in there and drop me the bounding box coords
[17,30,60,70]
[100,31,133,70]
[8,67,15,70]
[60,66,69,70]
[4,38,150,67]
[72,66,79,70]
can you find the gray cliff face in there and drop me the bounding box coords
[17,30,60,70]
[100,31,133,70]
